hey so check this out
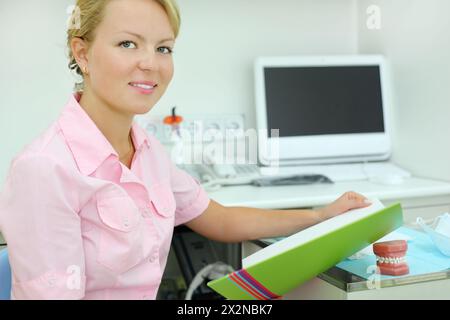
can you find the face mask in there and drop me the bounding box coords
[417,213,450,257]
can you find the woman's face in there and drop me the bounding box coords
[84,0,175,115]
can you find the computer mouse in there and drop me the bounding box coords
[369,174,405,185]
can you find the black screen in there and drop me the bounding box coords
[264,66,385,137]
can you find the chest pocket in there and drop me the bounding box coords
[148,182,176,219]
[96,195,144,274]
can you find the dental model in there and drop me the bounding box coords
[373,240,409,276]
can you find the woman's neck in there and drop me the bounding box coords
[118,133,136,169]
[78,88,135,162]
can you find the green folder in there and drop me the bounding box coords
[207,201,403,300]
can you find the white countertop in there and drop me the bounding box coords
[207,177,450,209]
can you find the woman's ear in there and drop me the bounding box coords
[71,37,90,74]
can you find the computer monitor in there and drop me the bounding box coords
[254,55,392,166]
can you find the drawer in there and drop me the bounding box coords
[402,205,450,228]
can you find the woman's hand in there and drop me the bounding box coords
[318,191,371,221]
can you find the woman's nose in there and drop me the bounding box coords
[138,51,158,71]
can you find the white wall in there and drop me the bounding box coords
[0,0,357,184]
[357,0,450,180]
[161,0,358,125]
[0,0,76,183]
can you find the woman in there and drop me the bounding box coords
[0,0,370,300]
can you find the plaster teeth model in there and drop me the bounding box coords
[373,240,409,276]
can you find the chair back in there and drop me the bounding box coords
[0,248,11,300]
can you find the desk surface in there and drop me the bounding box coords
[252,238,450,294]
[208,177,450,209]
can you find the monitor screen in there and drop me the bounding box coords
[263,66,384,137]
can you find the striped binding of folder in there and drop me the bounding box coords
[207,200,403,300]
[228,269,281,300]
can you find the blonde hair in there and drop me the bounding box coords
[67,0,180,91]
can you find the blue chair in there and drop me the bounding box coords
[0,248,11,300]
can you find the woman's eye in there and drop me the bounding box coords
[119,41,137,49]
[157,46,173,54]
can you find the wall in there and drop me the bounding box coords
[0,0,358,183]
[357,0,450,180]
[0,0,76,183]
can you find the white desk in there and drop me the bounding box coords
[208,176,450,226]
[207,176,450,300]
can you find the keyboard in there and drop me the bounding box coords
[180,162,411,187]
[233,164,261,175]
[259,162,411,182]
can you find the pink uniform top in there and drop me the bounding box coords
[0,92,210,300]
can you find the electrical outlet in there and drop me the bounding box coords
[137,114,245,145]
[162,123,173,142]
[223,115,245,137]
[203,119,223,143]
[135,116,163,141]
[180,118,204,142]
[144,122,158,136]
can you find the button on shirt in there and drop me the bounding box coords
[0,92,210,299]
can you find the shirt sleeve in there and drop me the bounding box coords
[169,162,211,227]
[0,155,86,300]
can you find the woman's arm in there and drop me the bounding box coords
[185,191,371,243]
[0,156,86,299]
